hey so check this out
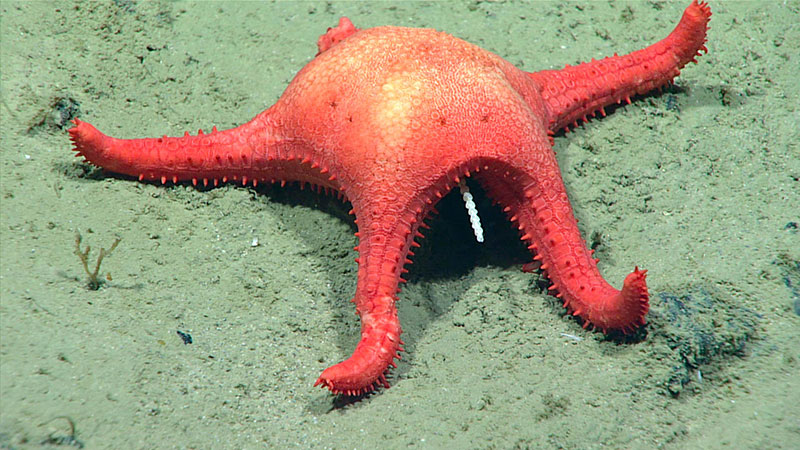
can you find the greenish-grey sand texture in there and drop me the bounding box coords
[1,1,798,448]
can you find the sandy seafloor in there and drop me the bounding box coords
[1,1,798,448]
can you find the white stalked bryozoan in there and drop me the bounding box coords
[458,178,484,243]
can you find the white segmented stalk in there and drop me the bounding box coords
[458,178,484,243]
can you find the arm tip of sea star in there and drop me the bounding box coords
[616,267,650,332]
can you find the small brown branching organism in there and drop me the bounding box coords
[74,231,121,290]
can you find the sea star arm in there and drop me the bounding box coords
[316,17,360,55]
[313,166,464,395]
[312,197,412,395]
[528,0,711,133]
[475,155,649,333]
[68,108,340,190]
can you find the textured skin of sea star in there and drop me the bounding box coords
[69,1,711,395]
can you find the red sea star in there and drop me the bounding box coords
[68,1,711,395]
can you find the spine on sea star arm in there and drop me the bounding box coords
[529,0,711,132]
